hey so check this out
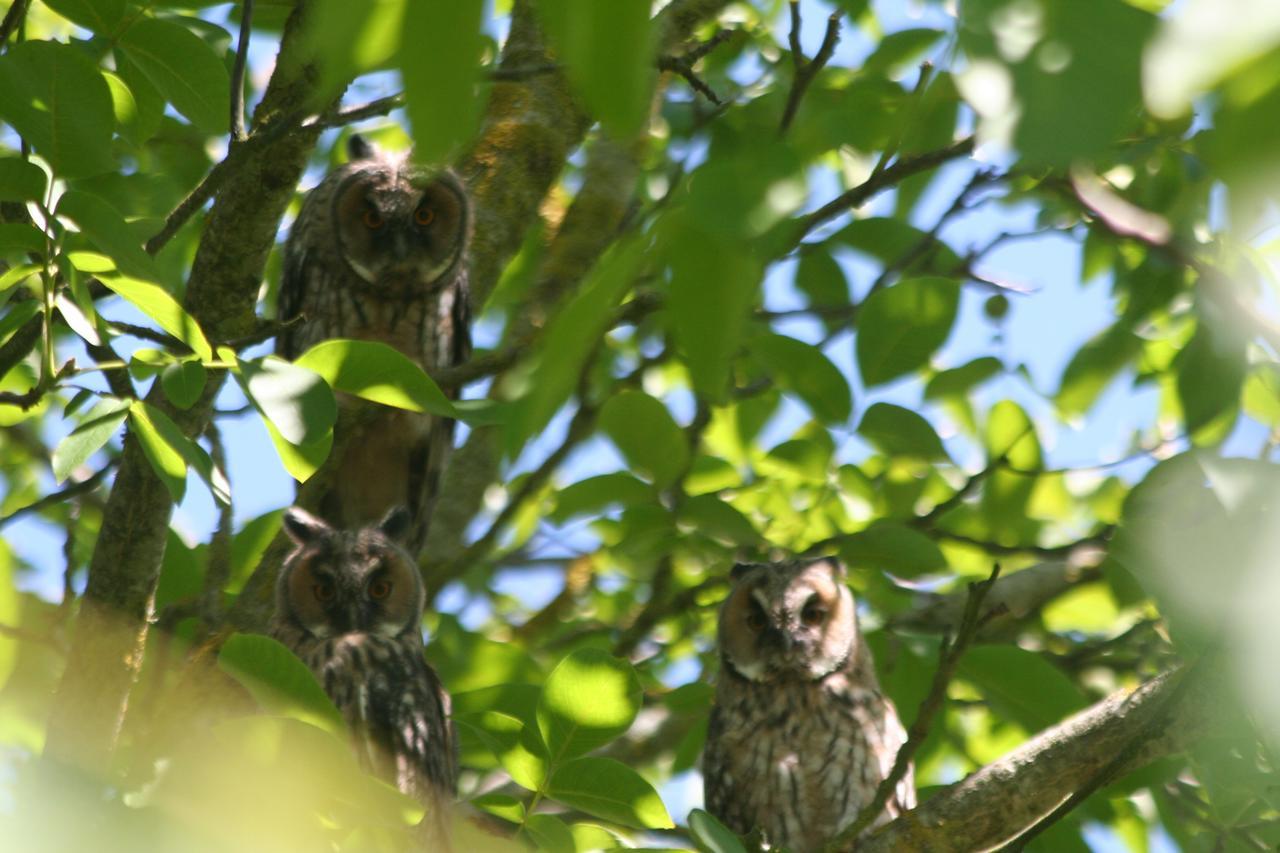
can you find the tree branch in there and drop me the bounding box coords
[779,4,842,134]
[0,462,116,529]
[0,0,29,51]
[230,0,254,140]
[854,665,1223,852]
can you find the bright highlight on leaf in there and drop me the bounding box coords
[537,648,642,762]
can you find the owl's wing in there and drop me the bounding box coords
[701,705,740,826]
[876,692,917,816]
[448,270,472,370]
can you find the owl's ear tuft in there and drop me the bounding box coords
[282,507,331,545]
[377,506,412,543]
[811,557,847,579]
[730,562,756,581]
[347,134,378,163]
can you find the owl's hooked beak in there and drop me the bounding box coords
[760,625,794,653]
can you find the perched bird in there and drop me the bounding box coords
[703,558,914,852]
[277,134,472,552]
[271,506,457,844]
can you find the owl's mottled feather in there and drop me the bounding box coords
[278,135,471,552]
[271,507,457,844]
[703,558,914,852]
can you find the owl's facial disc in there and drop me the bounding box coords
[720,560,857,682]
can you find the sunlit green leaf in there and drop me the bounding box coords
[1057,328,1141,418]
[217,633,345,736]
[128,401,188,502]
[118,18,231,135]
[958,645,1086,731]
[236,356,336,447]
[161,361,207,410]
[97,273,212,360]
[551,472,654,524]
[0,41,115,178]
[688,808,748,853]
[399,0,484,163]
[546,756,673,829]
[51,398,130,484]
[293,339,456,418]
[537,648,641,762]
[307,0,405,94]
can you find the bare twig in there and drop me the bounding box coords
[779,3,842,134]
[828,563,1004,850]
[658,53,723,104]
[0,464,116,530]
[230,0,254,139]
[144,160,234,255]
[794,136,976,244]
[930,526,1114,559]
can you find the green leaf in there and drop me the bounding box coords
[128,401,188,502]
[236,356,336,447]
[536,0,654,136]
[958,645,1086,731]
[857,277,960,386]
[263,418,333,483]
[839,522,948,577]
[1176,320,1246,441]
[0,264,39,297]
[118,18,231,134]
[42,0,125,34]
[399,0,484,163]
[54,293,99,345]
[0,159,48,203]
[0,223,44,254]
[680,494,760,546]
[665,215,762,402]
[546,756,674,830]
[470,792,524,825]
[1056,327,1142,417]
[59,189,160,281]
[160,360,206,410]
[97,273,212,360]
[924,356,1003,399]
[454,711,547,791]
[833,218,960,269]
[229,509,284,592]
[0,547,18,693]
[523,813,575,853]
[505,236,643,452]
[130,399,229,506]
[794,248,849,313]
[0,41,115,178]
[537,648,642,762]
[51,397,129,484]
[862,28,944,74]
[307,0,405,94]
[748,333,853,423]
[598,391,689,490]
[688,808,748,853]
[858,402,949,460]
[0,301,40,343]
[217,633,345,736]
[293,339,456,418]
[551,472,654,524]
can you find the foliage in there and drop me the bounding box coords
[1,0,1280,849]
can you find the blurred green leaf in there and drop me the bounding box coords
[599,391,689,490]
[688,808,748,853]
[218,633,345,736]
[236,356,336,447]
[0,41,115,178]
[839,522,948,577]
[230,509,283,592]
[128,401,188,502]
[859,402,948,460]
[523,813,575,853]
[51,397,130,484]
[1057,328,1142,418]
[294,339,457,418]
[400,0,484,163]
[119,18,231,135]
[857,277,960,386]
[551,472,654,524]
[863,28,944,74]
[455,711,547,791]
[0,547,20,693]
[0,224,44,254]
[680,494,761,546]
[537,648,641,763]
[42,0,125,34]
[925,356,1003,400]
[748,333,853,423]
[959,645,1086,731]
[537,0,654,136]
[307,0,405,94]
[57,191,160,284]
[546,756,674,829]
[1175,320,1246,441]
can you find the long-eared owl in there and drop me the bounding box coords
[278,134,472,552]
[703,558,915,851]
[271,506,458,842]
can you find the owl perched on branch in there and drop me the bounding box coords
[703,558,915,852]
[271,506,457,844]
[278,135,472,553]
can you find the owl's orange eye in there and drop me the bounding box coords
[414,206,435,226]
[362,209,384,229]
[368,578,393,600]
[746,601,768,632]
[801,601,827,627]
[313,580,336,602]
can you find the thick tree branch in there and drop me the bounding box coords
[854,665,1223,852]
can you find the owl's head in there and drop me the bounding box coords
[276,506,425,639]
[330,135,470,290]
[717,557,858,682]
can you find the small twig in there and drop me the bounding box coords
[929,527,1114,559]
[0,462,117,529]
[106,319,191,353]
[999,662,1203,850]
[144,159,235,255]
[912,453,1007,528]
[222,315,303,351]
[794,136,976,244]
[868,62,935,180]
[0,0,29,51]
[828,563,1004,850]
[230,0,254,139]
[779,4,842,134]
[658,54,723,104]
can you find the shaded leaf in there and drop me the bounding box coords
[749,333,853,423]
[858,402,948,460]
[958,645,1086,731]
[598,391,689,490]
[0,159,48,203]
[217,633,345,736]
[118,17,231,134]
[42,0,125,34]
[688,808,748,853]
[857,277,960,386]
[839,522,948,577]
[546,757,674,830]
[551,472,654,524]
[161,361,206,410]
[523,813,575,853]
[1057,328,1142,417]
[399,0,484,163]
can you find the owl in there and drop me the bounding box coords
[278,134,472,553]
[703,558,915,852]
[271,505,458,843]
